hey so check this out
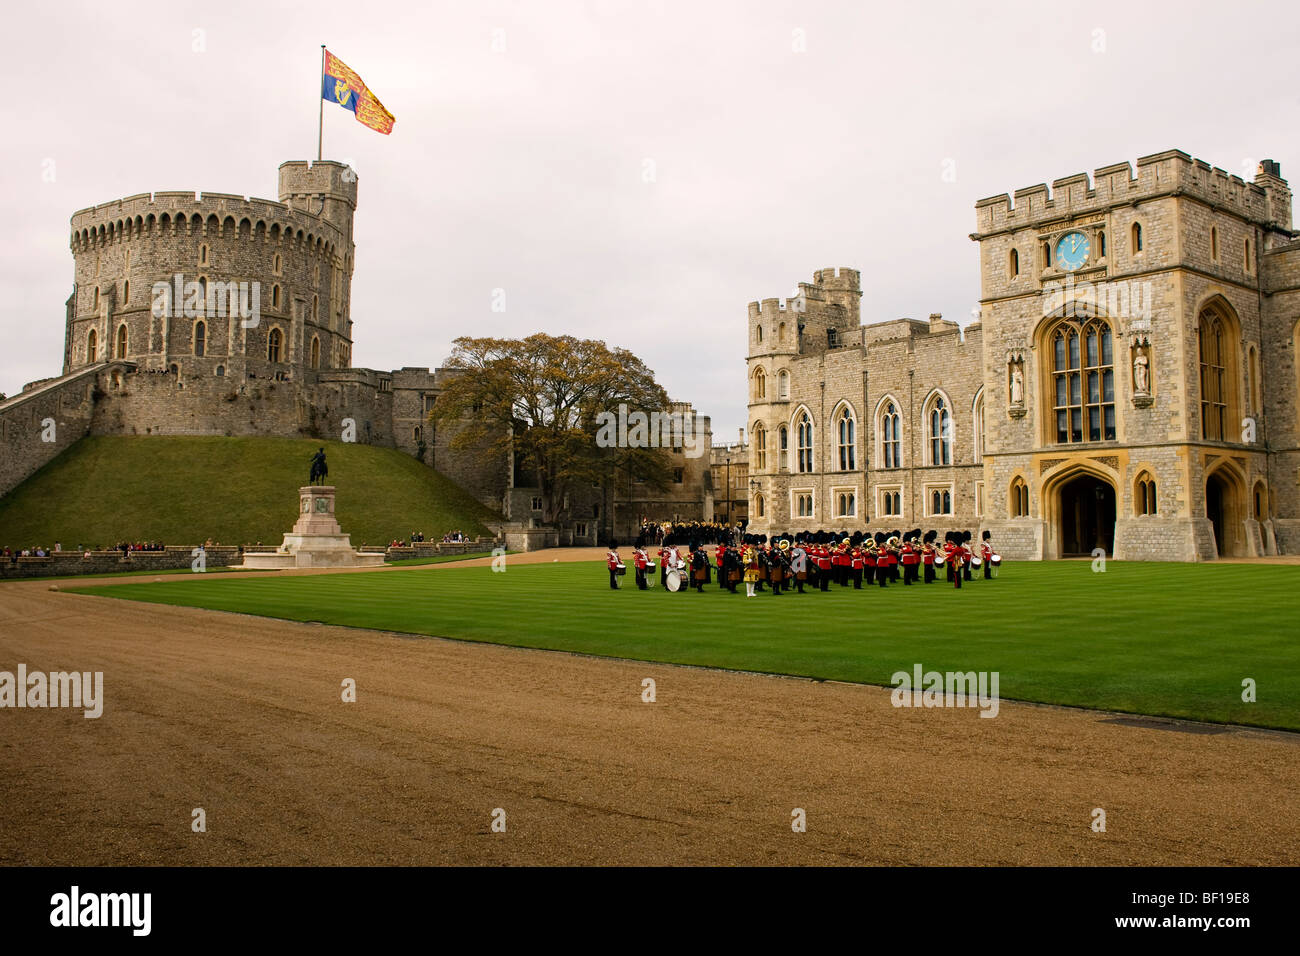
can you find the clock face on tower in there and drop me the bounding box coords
[1056,231,1090,271]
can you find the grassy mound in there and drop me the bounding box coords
[0,435,499,549]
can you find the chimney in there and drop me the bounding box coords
[1254,159,1292,233]
[738,427,745,447]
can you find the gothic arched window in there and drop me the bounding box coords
[836,406,856,471]
[1010,476,1029,517]
[1198,312,1229,440]
[880,400,901,468]
[796,411,813,473]
[1051,319,1115,443]
[927,394,951,465]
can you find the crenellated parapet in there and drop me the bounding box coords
[973,149,1290,237]
[70,192,347,259]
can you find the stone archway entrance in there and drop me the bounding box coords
[1058,474,1116,556]
[1206,468,1246,557]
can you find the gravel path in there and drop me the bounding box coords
[1,555,1296,865]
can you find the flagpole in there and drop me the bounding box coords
[317,44,326,161]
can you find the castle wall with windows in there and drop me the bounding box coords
[748,152,1298,561]
[745,268,984,540]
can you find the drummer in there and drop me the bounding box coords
[633,540,650,589]
[606,540,622,590]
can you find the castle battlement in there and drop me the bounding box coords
[748,297,803,317]
[813,266,861,288]
[747,267,861,318]
[69,190,348,255]
[974,149,1287,236]
[69,160,361,254]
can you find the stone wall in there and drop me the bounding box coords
[0,546,241,580]
[0,364,114,497]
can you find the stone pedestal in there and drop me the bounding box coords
[240,486,386,569]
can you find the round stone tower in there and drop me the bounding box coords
[64,160,357,385]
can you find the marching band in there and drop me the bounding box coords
[605,528,1002,594]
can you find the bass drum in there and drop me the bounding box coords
[666,569,683,592]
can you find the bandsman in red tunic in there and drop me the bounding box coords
[980,530,995,580]
[901,533,920,585]
[922,530,938,584]
[633,539,650,590]
[606,541,623,590]
[944,532,966,589]
[790,539,808,593]
[816,538,833,591]
[873,534,890,587]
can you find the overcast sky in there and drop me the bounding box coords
[2,0,1297,439]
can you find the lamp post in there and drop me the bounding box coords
[725,456,732,526]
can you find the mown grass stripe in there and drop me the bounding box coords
[69,560,1300,730]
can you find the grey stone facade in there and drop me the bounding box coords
[746,268,985,542]
[750,150,1300,562]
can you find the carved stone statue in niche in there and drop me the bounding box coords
[1009,363,1025,406]
[1133,352,1150,394]
[1131,343,1154,408]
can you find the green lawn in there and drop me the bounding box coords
[69,560,1300,730]
[0,435,498,549]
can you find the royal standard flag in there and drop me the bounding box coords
[322,50,395,135]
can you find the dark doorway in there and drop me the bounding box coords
[1206,473,1228,557]
[1060,475,1116,556]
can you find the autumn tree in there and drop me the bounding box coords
[427,334,676,527]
